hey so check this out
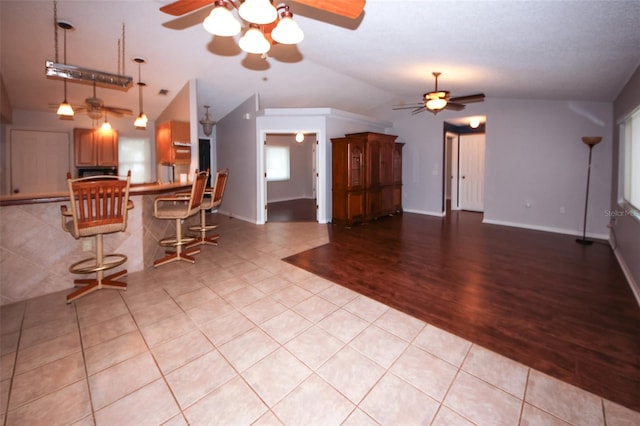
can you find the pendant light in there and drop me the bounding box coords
[56,20,74,119]
[133,57,148,130]
[100,111,112,133]
[200,105,215,136]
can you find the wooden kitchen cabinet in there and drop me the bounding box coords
[74,128,118,167]
[156,120,191,165]
[331,132,403,226]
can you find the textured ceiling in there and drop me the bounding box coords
[1,0,639,124]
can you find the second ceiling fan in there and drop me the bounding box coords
[394,72,485,115]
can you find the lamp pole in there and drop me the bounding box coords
[576,136,602,245]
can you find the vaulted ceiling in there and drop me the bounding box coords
[1,0,639,125]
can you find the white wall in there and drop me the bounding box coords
[2,108,155,194]
[216,94,259,223]
[612,65,640,303]
[265,134,314,203]
[390,98,613,238]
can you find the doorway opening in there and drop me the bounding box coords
[442,117,486,216]
[265,132,317,222]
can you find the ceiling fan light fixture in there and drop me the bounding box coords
[426,98,447,111]
[203,1,241,36]
[271,6,304,45]
[239,24,271,54]
[238,0,278,25]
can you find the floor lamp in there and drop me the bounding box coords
[576,136,602,245]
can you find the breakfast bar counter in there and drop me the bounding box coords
[0,182,195,304]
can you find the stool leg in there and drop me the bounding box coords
[67,234,128,303]
[154,218,201,267]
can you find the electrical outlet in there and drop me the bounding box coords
[82,239,93,252]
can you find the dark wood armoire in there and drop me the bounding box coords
[331,132,403,226]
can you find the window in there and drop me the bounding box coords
[266,146,290,182]
[619,107,640,217]
[119,137,152,184]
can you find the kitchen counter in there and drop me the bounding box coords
[0,181,192,206]
[0,181,198,305]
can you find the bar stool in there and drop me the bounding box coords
[153,169,209,267]
[187,169,229,247]
[61,171,133,303]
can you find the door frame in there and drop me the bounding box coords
[256,128,325,225]
[441,120,486,216]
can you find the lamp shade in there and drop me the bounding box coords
[238,0,278,24]
[581,136,602,147]
[239,25,271,54]
[203,2,241,36]
[57,101,74,118]
[272,15,304,44]
[135,113,148,129]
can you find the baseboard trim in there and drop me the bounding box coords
[403,208,445,218]
[482,218,609,241]
[611,242,640,308]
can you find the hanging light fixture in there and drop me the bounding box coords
[271,5,304,44]
[100,111,112,133]
[203,1,241,36]
[238,0,278,24]
[239,24,271,55]
[133,57,148,130]
[202,1,303,55]
[56,20,74,119]
[200,105,215,136]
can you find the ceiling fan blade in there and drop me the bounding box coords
[392,104,423,110]
[411,106,427,115]
[444,102,466,111]
[449,93,485,104]
[105,106,133,116]
[160,0,215,16]
[292,0,365,18]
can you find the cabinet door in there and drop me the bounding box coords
[156,122,172,165]
[97,131,118,166]
[379,140,394,185]
[171,121,190,144]
[347,141,365,190]
[74,128,97,166]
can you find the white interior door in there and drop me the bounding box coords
[459,134,486,212]
[10,130,70,195]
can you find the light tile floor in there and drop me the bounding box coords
[1,216,639,426]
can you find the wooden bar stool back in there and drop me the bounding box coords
[187,169,229,247]
[61,171,133,303]
[153,169,209,267]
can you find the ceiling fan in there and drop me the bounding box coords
[393,72,485,115]
[159,0,365,19]
[50,79,132,120]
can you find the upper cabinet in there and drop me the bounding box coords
[74,128,118,167]
[156,120,191,165]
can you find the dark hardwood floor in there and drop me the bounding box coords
[284,211,640,412]
[267,198,316,222]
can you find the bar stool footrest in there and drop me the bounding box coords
[69,254,127,275]
[159,235,197,247]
